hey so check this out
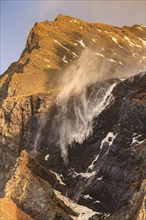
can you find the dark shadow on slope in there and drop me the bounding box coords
[2,72,145,219]
[29,72,146,218]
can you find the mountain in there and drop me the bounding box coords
[0,15,146,220]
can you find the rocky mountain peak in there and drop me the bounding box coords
[0,15,146,220]
[0,15,145,100]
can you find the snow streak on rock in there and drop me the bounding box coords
[54,189,98,220]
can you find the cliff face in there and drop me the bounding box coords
[0,15,146,220]
[4,150,76,220]
[0,14,145,99]
[0,198,33,220]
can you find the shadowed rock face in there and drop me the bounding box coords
[0,15,146,220]
[33,72,146,219]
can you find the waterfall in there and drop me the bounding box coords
[56,82,117,164]
[48,49,118,164]
[33,49,118,163]
[31,113,48,156]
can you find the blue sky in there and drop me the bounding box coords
[1,0,146,74]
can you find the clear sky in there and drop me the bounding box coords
[1,0,146,74]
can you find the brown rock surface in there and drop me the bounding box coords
[4,150,76,220]
[0,15,145,99]
[0,198,33,220]
[0,15,146,220]
[0,16,145,194]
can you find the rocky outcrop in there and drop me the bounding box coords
[108,179,146,220]
[0,15,146,219]
[33,72,146,219]
[0,15,145,99]
[137,180,146,220]
[0,198,33,220]
[4,150,76,220]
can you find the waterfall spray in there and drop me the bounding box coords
[49,49,118,164]
[31,113,48,156]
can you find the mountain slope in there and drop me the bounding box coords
[0,15,146,220]
[0,198,33,220]
[0,14,145,99]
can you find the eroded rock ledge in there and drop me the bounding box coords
[4,150,76,220]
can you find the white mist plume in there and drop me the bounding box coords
[31,113,48,156]
[32,47,143,161]
[57,48,110,101]
[53,49,118,164]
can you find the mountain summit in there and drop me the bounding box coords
[0,15,145,98]
[0,15,146,220]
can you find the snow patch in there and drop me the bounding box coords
[104,30,110,34]
[93,200,100,204]
[131,134,144,146]
[72,52,78,58]
[63,56,68,63]
[83,194,93,200]
[77,39,86,48]
[132,53,137,58]
[112,37,118,44]
[138,37,146,46]
[120,78,126,81]
[50,170,66,186]
[119,61,124,65]
[97,176,103,181]
[72,171,96,179]
[104,213,111,218]
[94,52,104,57]
[124,36,142,48]
[44,154,49,161]
[87,154,100,171]
[137,26,144,31]
[107,58,117,63]
[69,19,80,24]
[54,190,98,220]
[100,132,116,150]
[54,39,70,52]
[92,39,96,43]
[74,20,80,24]
[44,59,50,62]
[54,39,78,58]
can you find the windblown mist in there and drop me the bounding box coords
[33,48,140,163]
[49,49,119,164]
[57,48,120,100]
